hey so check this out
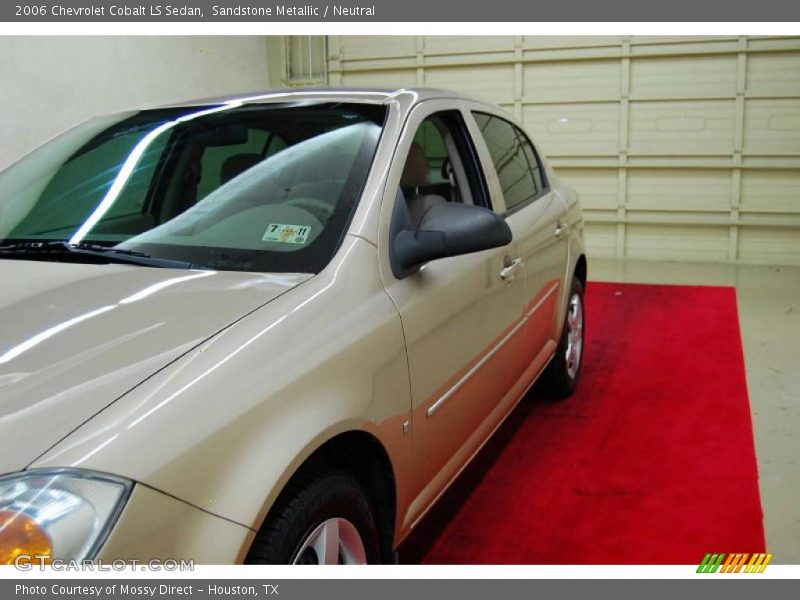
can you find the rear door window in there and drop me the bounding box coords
[473,112,547,213]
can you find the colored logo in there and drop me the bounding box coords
[697,553,772,573]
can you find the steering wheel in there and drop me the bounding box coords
[285,197,335,222]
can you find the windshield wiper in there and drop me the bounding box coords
[0,241,196,270]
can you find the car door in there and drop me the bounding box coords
[467,111,570,369]
[378,101,529,524]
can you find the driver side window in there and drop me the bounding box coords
[399,111,488,228]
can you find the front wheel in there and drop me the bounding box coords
[538,276,585,399]
[245,470,381,564]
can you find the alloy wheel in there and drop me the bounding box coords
[565,292,584,380]
[292,518,367,565]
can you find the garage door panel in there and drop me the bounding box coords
[523,36,623,49]
[424,65,513,104]
[626,209,729,223]
[328,35,800,265]
[627,169,732,212]
[424,53,516,68]
[746,53,800,96]
[556,168,618,211]
[338,36,416,60]
[630,55,737,99]
[629,100,736,155]
[524,60,620,103]
[523,103,619,156]
[584,222,617,257]
[747,37,800,52]
[341,70,416,89]
[743,98,800,155]
[629,37,740,55]
[343,56,420,71]
[424,36,512,55]
[741,169,800,213]
[738,227,800,264]
[626,224,730,261]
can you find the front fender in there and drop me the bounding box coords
[31,237,414,545]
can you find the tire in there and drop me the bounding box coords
[537,276,585,399]
[244,469,381,564]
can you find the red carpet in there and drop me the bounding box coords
[400,282,765,564]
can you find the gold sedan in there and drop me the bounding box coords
[0,88,586,565]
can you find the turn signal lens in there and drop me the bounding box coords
[0,470,131,563]
[0,510,52,565]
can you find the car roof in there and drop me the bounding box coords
[162,87,489,109]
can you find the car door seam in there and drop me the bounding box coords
[378,276,416,431]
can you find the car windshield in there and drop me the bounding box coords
[0,101,386,273]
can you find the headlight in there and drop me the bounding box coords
[0,469,131,565]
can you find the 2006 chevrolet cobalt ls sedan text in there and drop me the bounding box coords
[0,88,586,565]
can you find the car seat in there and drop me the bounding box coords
[401,142,447,228]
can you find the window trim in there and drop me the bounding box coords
[428,110,493,212]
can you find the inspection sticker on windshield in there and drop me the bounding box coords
[262,223,311,244]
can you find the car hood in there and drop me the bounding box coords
[0,259,311,474]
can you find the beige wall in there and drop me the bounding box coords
[0,36,271,170]
[327,36,800,266]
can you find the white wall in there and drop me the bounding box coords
[0,36,270,169]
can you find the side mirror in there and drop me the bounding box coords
[391,202,512,278]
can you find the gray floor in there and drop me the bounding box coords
[590,258,800,563]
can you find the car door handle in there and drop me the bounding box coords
[500,257,523,281]
[554,221,568,238]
